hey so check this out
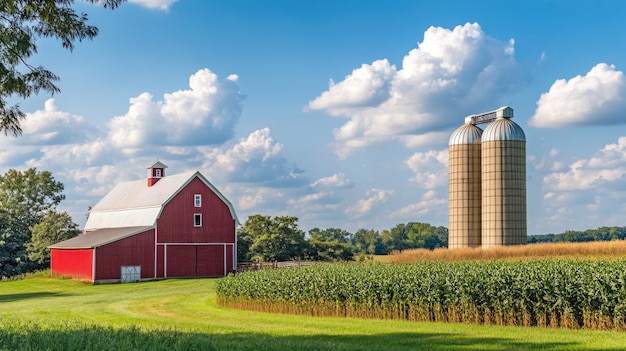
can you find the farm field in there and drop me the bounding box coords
[1,276,625,350]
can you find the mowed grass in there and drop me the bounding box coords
[0,276,625,350]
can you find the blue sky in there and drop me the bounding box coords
[4,0,626,235]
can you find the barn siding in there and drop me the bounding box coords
[226,244,234,273]
[95,229,155,281]
[51,249,93,281]
[157,177,235,244]
[197,245,224,277]
[165,245,196,277]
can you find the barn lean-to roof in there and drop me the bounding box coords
[85,171,239,230]
[49,226,153,249]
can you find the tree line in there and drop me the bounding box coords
[237,214,448,263]
[528,226,626,244]
[0,169,81,279]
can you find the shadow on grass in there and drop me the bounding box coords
[0,322,620,351]
[0,291,72,303]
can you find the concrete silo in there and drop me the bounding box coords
[448,122,483,248]
[480,107,527,248]
[447,106,527,249]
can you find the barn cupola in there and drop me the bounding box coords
[146,160,168,187]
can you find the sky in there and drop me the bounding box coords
[3,0,626,235]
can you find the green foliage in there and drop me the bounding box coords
[237,214,307,262]
[0,0,124,135]
[237,216,449,263]
[529,226,626,244]
[306,227,353,261]
[381,222,447,251]
[217,259,626,330]
[352,228,385,255]
[27,211,81,268]
[0,168,68,278]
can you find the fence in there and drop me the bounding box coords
[236,261,312,272]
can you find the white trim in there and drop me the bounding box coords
[193,213,202,227]
[156,242,233,246]
[153,225,157,279]
[92,247,96,282]
[223,244,227,275]
[164,244,167,278]
[233,219,237,270]
[194,194,201,207]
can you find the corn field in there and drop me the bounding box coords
[216,260,626,330]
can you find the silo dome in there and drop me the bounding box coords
[481,117,525,142]
[449,123,483,145]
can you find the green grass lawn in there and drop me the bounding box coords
[0,276,624,350]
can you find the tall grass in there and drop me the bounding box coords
[0,320,216,351]
[380,240,626,263]
[217,259,626,331]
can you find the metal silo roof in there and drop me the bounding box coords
[481,117,525,142]
[449,123,483,145]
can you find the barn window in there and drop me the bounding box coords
[155,169,162,177]
[194,213,202,227]
[194,194,201,207]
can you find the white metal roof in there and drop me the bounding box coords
[449,123,483,146]
[85,171,239,230]
[481,117,526,142]
[146,160,168,169]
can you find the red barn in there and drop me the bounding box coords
[49,161,239,283]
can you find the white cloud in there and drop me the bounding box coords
[405,150,449,189]
[307,60,396,113]
[108,68,244,149]
[346,188,392,217]
[390,195,447,219]
[537,136,626,230]
[308,22,527,156]
[202,128,308,187]
[530,148,565,172]
[129,0,178,11]
[17,98,98,145]
[529,63,626,128]
[311,173,354,190]
[543,137,626,191]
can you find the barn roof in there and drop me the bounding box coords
[85,171,239,230]
[49,226,153,249]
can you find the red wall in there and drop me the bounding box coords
[51,249,93,281]
[197,245,224,277]
[162,244,229,277]
[165,245,196,277]
[157,177,235,244]
[95,229,155,280]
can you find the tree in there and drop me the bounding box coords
[352,228,386,255]
[27,210,80,268]
[0,0,124,135]
[306,227,353,261]
[0,168,65,277]
[237,215,307,262]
